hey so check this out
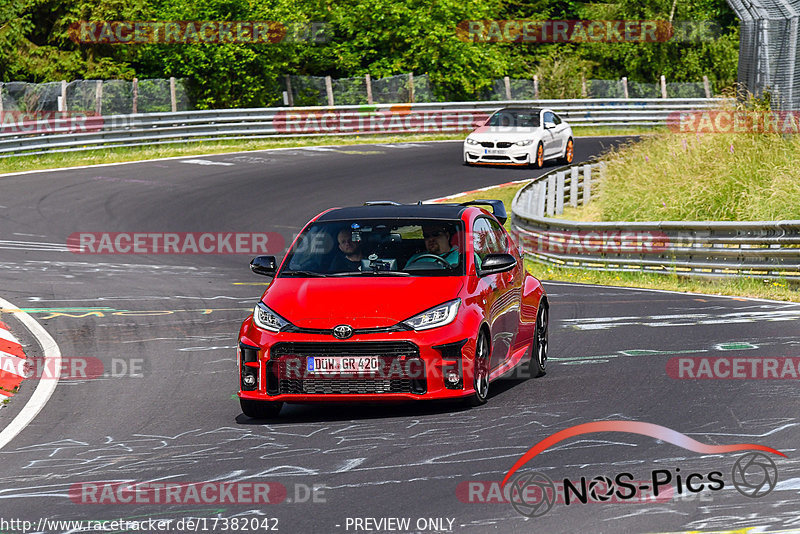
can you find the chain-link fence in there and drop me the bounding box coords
[0,79,192,114]
[286,73,435,106]
[727,0,800,110]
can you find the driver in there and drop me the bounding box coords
[329,227,364,272]
[405,223,459,268]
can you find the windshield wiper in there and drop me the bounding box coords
[281,270,328,277]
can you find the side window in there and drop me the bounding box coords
[487,219,509,254]
[552,112,562,125]
[472,218,495,270]
[543,111,555,125]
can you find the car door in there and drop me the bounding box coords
[486,217,521,369]
[551,112,569,153]
[542,111,559,156]
[473,217,516,370]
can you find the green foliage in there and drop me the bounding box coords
[0,0,742,107]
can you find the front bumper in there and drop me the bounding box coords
[464,146,530,165]
[238,317,477,402]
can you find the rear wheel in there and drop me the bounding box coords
[240,398,283,419]
[466,330,490,406]
[559,138,574,164]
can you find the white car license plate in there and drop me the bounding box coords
[484,149,504,155]
[307,356,380,373]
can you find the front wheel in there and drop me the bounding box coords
[531,142,545,169]
[530,304,548,378]
[466,330,490,406]
[240,398,283,419]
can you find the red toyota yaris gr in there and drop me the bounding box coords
[237,200,549,418]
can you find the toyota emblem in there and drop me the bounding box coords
[332,325,353,339]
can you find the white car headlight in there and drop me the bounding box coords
[253,302,290,332]
[402,299,460,330]
[465,138,480,145]
[515,139,534,146]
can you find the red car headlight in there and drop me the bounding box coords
[401,299,461,331]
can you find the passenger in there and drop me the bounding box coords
[405,223,459,268]
[329,227,364,272]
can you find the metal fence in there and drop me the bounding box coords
[727,0,800,110]
[285,73,713,106]
[0,98,728,158]
[511,163,800,278]
[0,79,192,114]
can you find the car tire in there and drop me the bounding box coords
[240,398,283,419]
[558,138,574,165]
[466,330,490,406]
[532,142,545,169]
[529,303,548,378]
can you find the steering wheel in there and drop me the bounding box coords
[406,254,451,268]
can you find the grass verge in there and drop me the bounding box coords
[440,180,800,303]
[0,126,652,176]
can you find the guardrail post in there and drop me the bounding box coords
[570,167,579,207]
[170,77,177,112]
[546,174,556,216]
[325,76,334,106]
[703,75,711,98]
[285,75,294,107]
[556,172,565,215]
[408,72,415,103]
[95,80,102,115]
[660,75,667,98]
[533,75,539,99]
[621,77,629,99]
[504,76,511,100]
[132,78,138,113]
[583,165,592,205]
[366,74,373,105]
[61,80,68,112]
[536,181,546,217]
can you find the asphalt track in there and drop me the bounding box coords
[0,138,798,534]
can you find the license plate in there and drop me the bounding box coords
[484,148,504,155]
[307,356,380,373]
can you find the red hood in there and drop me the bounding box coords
[263,277,464,329]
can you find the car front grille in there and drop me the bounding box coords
[496,142,513,148]
[266,341,426,395]
[479,141,494,148]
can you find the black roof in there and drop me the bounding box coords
[494,107,544,114]
[317,203,469,222]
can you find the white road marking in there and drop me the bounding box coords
[0,239,70,252]
[180,159,234,166]
[0,295,61,449]
[563,308,800,330]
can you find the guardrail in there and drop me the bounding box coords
[0,98,729,158]
[511,164,800,279]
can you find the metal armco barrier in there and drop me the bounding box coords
[0,98,728,158]
[511,164,800,278]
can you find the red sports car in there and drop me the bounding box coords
[237,200,549,418]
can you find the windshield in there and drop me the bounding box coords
[281,219,465,277]
[487,110,540,128]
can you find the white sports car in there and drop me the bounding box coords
[463,107,574,167]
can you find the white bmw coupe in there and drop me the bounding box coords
[463,107,574,167]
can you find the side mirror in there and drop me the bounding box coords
[544,121,556,129]
[250,255,277,277]
[478,253,517,276]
